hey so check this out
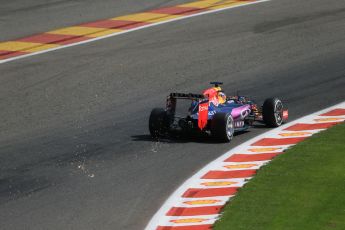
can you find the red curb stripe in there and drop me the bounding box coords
[202,170,256,179]
[166,205,223,216]
[17,33,90,45]
[0,50,29,59]
[150,6,207,15]
[284,122,341,131]
[251,137,306,146]
[157,225,212,230]
[320,109,345,116]
[81,20,150,30]
[182,187,239,198]
[224,153,283,162]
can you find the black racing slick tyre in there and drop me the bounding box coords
[211,113,234,142]
[262,98,284,127]
[149,108,168,138]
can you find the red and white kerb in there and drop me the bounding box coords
[145,102,345,230]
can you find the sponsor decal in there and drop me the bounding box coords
[314,118,344,122]
[283,110,289,120]
[170,218,208,224]
[279,132,312,137]
[224,164,257,169]
[248,147,281,152]
[234,121,244,128]
[198,101,209,130]
[241,109,251,119]
[183,200,221,206]
[208,110,216,116]
[201,181,237,186]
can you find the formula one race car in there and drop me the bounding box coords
[149,82,288,142]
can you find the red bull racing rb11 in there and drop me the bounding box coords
[149,82,289,142]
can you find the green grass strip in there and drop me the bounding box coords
[214,123,345,230]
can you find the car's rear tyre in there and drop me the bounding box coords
[211,113,234,142]
[262,98,284,127]
[149,108,168,138]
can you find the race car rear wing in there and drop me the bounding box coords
[166,93,205,116]
[169,93,204,99]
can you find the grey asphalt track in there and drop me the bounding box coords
[0,0,345,229]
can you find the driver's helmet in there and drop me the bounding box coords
[203,86,226,106]
[218,91,226,104]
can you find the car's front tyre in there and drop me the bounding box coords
[262,98,284,127]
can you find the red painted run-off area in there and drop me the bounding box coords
[224,152,283,162]
[81,20,150,29]
[320,109,345,116]
[0,50,29,59]
[284,122,341,131]
[0,5,207,61]
[18,33,90,45]
[150,6,207,15]
[251,137,306,146]
[202,169,256,179]
[183,187,239,198]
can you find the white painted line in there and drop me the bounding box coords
[145,101,345,230]
[0,0,270,65]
